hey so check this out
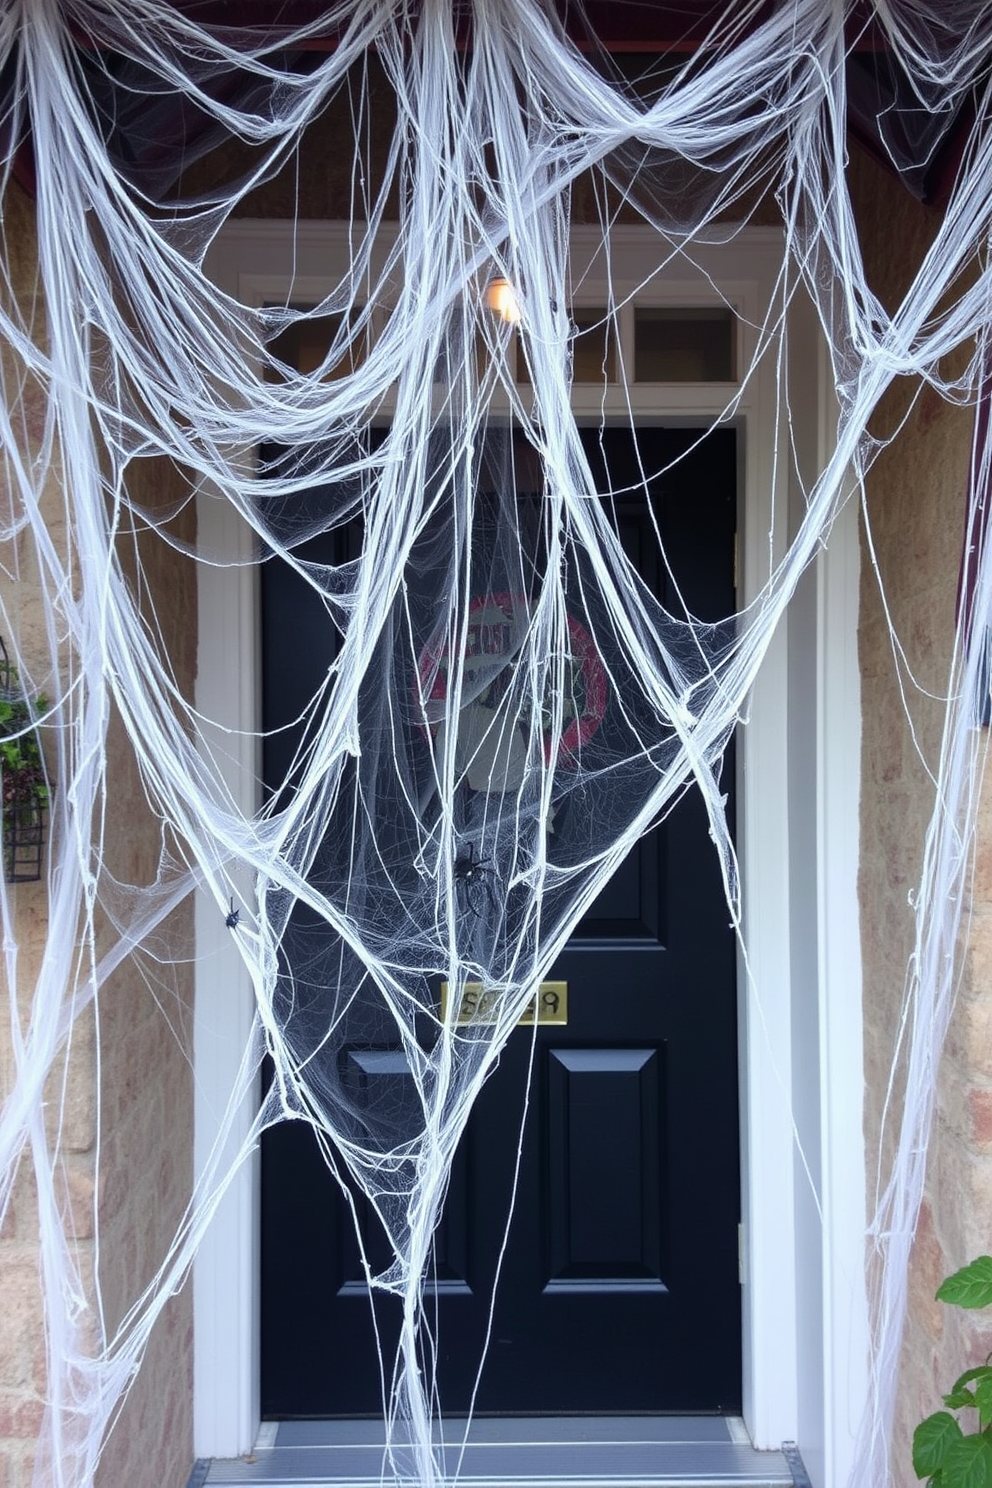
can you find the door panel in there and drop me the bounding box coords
[545,1046,665,1287]
[259,426,740,1418]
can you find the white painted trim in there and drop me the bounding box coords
[192,220,865,1464]
[737,313,799,1449]
[193,486,261,1458]
[814,360,868,1488]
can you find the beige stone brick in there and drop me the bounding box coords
[972,826,992,906]
[905,1200,946,1343]
[0,1258,42,1392]
[29,1333,46,1400]
[9,1164,36,1247]
[967,1087,992,1151]
[59,1159,98,1244]
[938,1060,992,1151]
[45,1003,97,1156]
[11,1448,34,1488]
[931,1134,992,1280]
[960,912,992,994]
[0,1397,44,1441]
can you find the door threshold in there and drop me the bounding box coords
[193,1417,802,1487]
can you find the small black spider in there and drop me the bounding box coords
[225,898,240,930]
[451,843,497,918]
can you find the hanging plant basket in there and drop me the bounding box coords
[0,638,50,884]
[3,795,47,883]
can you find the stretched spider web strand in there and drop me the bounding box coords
[0,1,990,1484]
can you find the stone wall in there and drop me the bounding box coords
[850,142,989,1484]
[92,463,197,1488]
[0,183,198,1488]
[0,179,80,1488]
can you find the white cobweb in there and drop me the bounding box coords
[0,0,989,1483]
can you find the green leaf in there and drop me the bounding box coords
[941,1434,992,1488]
[939,1259,992,1310]
[946,1371,992,1411]
[976,1377,992,1427]
[951,1369,992,1393]
[915,1414,964,1478]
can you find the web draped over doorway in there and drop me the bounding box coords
[0,1,990,1484]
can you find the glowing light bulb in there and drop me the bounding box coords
[485,277,521,324]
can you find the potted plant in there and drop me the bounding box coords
[913,1256,992,1486]
[0,641,49,883]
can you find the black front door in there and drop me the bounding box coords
[259,426,740,1417]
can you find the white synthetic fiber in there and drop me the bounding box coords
[0,0,989,1483]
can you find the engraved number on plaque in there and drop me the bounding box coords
[440,980,568,1026]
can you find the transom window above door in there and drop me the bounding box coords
[266,298,739,387]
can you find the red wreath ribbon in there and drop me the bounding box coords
[418,591,608,765]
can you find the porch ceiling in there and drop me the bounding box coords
[5,1,984,207]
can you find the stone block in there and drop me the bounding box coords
[932,1131,992,1270]
[0,1258,42,1391]
[44,1003,96,1156]
[947,987,992,1086]
[0,1396,43,1441]
[935,1056,992,1154]
[11,1448,33,1488]
[973,829,992,907]
[905,1199,946,1342]
[0,1161,34,1246]
[964,868,992,939]
[968,1086,992,1151]
[60,1158,98,1243]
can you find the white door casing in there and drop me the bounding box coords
[193,221,867,1486]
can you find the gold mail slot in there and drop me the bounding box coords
[440,980,568,1027]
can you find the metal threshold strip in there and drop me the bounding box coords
[192,1417,806,1488]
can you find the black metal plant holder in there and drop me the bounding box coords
[0,636,48,884]
[4,796,47,884]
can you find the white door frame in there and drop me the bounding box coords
[193,221,867,1487]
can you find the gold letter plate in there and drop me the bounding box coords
[439,980,568,1026]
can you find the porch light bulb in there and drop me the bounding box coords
[485,277,521,324]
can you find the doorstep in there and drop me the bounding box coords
[192,1416,805,1487]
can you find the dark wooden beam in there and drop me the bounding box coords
[9,1,984,208]
[69,0,885,54]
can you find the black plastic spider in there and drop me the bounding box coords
[451,843,497,918]
[225,897,240,930]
